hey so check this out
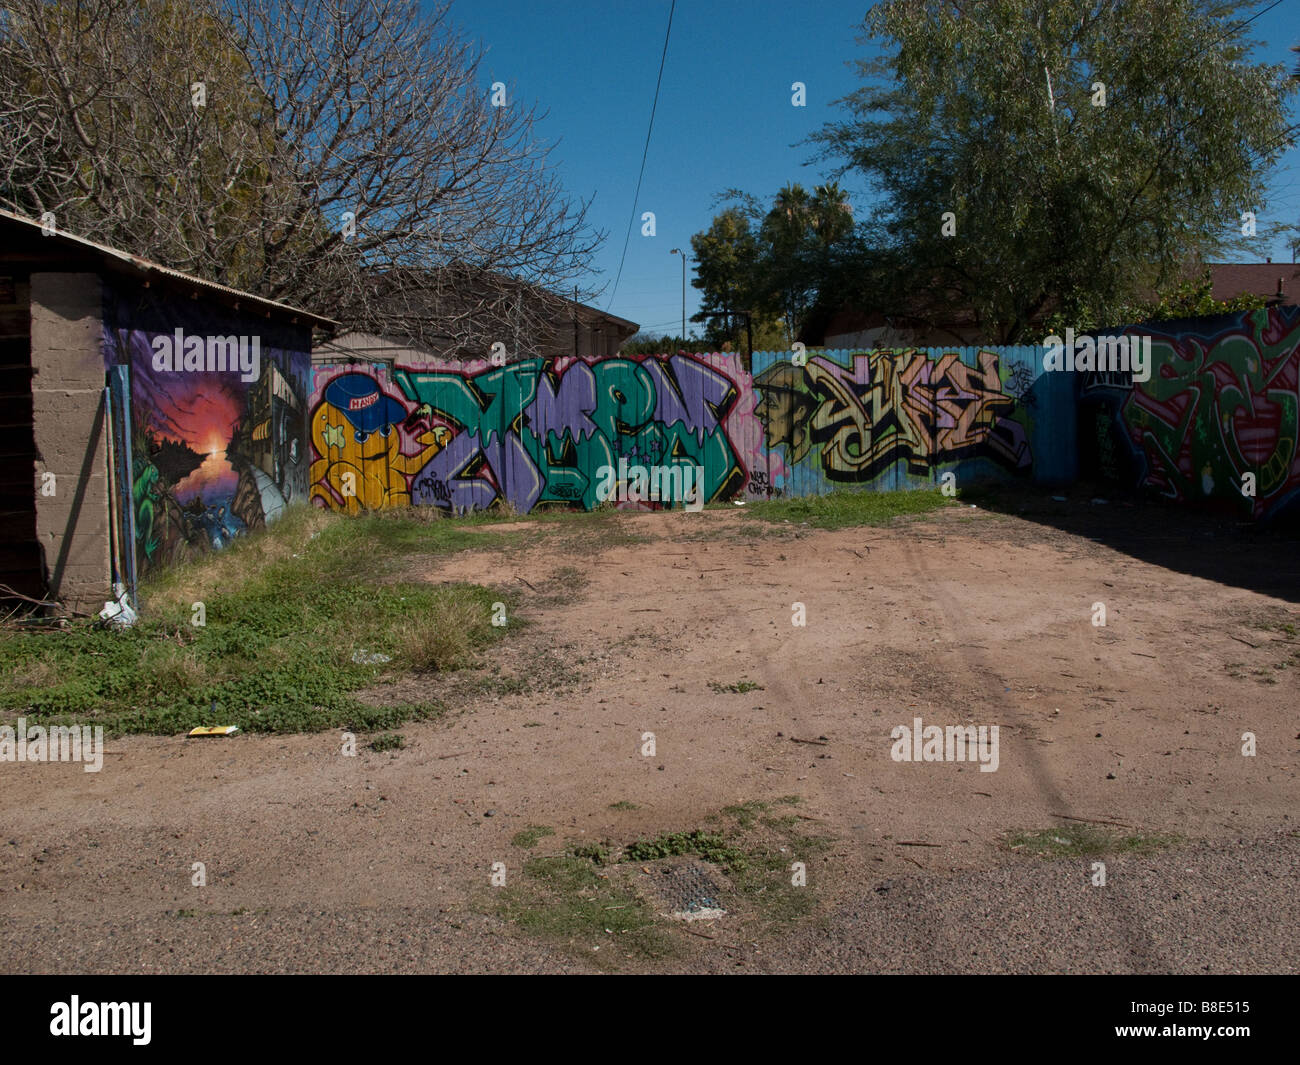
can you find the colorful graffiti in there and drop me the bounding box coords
[309,371,451,511]
[311,355,748,513]
[752,349,1036,486]
[307,348,1067,514]
[1108,306,1300,520]
[103,292,312,573]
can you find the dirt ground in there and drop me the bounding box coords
[3,496,1299,973]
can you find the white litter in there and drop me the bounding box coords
[98,583,137,628]
[351,649,392,665]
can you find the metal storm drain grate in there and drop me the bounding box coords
[644,860,728,921]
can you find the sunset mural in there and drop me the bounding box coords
[102,292,312,573]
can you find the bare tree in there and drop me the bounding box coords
[0,0,602,354]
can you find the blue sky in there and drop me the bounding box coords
[449,0,1300,338]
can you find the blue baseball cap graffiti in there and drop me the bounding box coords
[324,373,406,439]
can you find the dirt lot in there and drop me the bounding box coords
[2,496,1298,973]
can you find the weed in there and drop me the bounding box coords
[569,842,611,866]
[708,680,764,694]
[621,830,747,870]
[496,855,675,964]
[511,825,556,849]
[1006,825,1182,858]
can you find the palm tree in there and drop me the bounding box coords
[758,182,854,340]
[768,183,812,249]
[810,181,853,245]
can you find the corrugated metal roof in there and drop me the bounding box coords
[0,208,338,330]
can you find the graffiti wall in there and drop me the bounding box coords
[106,302,1297,537]
[309,347,1069,515]
[102,286,313,574]
[749,347,1071,498]
[1088,306,1300,520]
[311,354,756,513]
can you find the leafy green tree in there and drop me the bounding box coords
[688,206,760,347]
[618,332,714,356]
[1125,269,1268,323]
[755,182,854,341]
[689,183,855,347]
[810,0,1297,343]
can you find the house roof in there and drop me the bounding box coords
[0,208,338,331]
[569,299,639,334]
[1207,262,1300,304]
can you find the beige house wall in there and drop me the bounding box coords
[30,272,112,614]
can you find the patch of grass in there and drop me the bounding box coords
[369,733,406,752]
[708,680,764,694]
[569,842,611,866]
[742,487,954,530]
[1005,825,1182,858]
[721,799,770,829]
[622,830,747,870]
[608,800,639,811]
[511,825,556,849]
[496,855,675,964]
[728,831,832,924]
[493,795,828,958]
[0,509,515,736]
[394,595,494,673]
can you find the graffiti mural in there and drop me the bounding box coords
[310,355,748,513]
[1109,306,1300,520]
[752,349,1039,493]
[103,291,312,574]
[307,348,1070,514]
[309,369,451,511]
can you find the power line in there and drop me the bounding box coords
[1247,120,1300,163]
[1181,0,1284,67]
[603,0,676,314]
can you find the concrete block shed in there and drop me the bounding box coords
[0,210,335,615]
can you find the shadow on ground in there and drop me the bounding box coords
[962,480,1300,604]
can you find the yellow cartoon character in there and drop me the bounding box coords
[310,372,450,511]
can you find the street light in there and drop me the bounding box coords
[669,248,686,348]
